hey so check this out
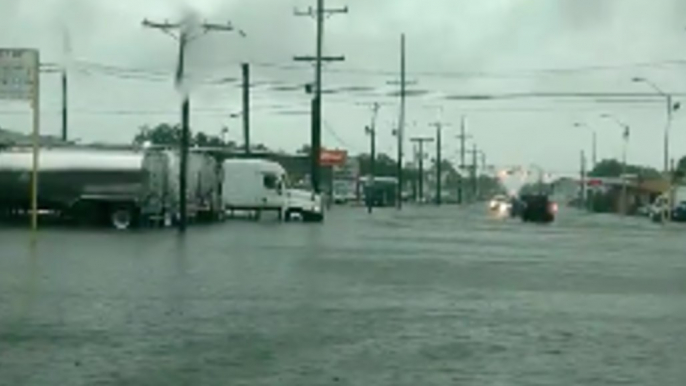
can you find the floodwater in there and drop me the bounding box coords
[1,205,685,385]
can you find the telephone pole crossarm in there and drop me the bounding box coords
[293,56,346,62]
[294,6,349,16]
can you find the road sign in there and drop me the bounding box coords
[320,149,347,167]
[0,49,39,101]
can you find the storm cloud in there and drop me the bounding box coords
[1,0,686,175]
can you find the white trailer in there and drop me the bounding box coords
[221,159,323,222]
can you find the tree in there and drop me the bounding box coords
[133,123,181,146]
[589,159,623,178]
[134,123,231,148]
[297,144,311,155]
[358,153,398,177]
[678,156,686,172]
[589,158,661,180]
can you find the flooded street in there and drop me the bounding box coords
[1,206,685,386]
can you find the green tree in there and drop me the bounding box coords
[358,153,398,177]
[134,123,231,148]
[297,144,311,155]
[589,158,660,179]
[678,156,686,172]
[133,123,181,146]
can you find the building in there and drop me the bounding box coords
[584,177,669,214]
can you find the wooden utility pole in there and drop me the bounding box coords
[61,29,70,142]
[386,35,414,208]
[429,121,448,206]
[294,0,347,194]
[410,136,434,203]
[436,124,442,205]
[142,18,240,232]
[455,116,471,204]
[61,66,68,142]
[472,143,478,200]
[242,62,250,154]
[364,103,380,213]
[398,34,406,209]
[580,150,587,209]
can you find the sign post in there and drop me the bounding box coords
[0,49,40,231]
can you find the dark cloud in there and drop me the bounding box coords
[1,0,686,172]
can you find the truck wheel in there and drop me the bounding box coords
[111,207,133,230]
[303,211,324,223]
[285,209,300,222]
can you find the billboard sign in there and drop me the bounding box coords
[320,149,347,167]
[0,49,39,101]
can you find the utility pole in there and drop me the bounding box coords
[592,131,597,168]
[387,34,414,209]
[61,65,68,142]
[410,137,434,203]
[366,124,376,213]
[429,121,448,206]
[580,150,587,210]
[471,143,479,200]
[61,28,70,142]
[456,116,471,204]
[242,63,250,154]
[632,77,680,173]
[398,34,406,209]
[294,0,347,194]
[364,103,380,213]
[436,124,442,205]
[143,18,240,232]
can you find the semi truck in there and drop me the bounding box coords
[221,159,323,222]
[0,147,222,229]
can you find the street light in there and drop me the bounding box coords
[221,127,229,145]
[600,113,630,215]
[574,122,597,168]
[631,77,680,173]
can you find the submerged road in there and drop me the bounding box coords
[1,205,685,385]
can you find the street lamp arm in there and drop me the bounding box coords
[633,77,668,97]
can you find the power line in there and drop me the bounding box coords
[194,58,686,79]
[323,119,356,151]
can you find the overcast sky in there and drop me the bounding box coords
[2,0,686,176]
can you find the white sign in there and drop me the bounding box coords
[0,48,39,101]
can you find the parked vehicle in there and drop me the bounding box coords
[649,186,686,222]
[187,150,223,222]
[221,159,323,222]
[0,148,174,229]
[0,147,223,229]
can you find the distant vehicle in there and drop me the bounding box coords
[489,194,511,214]
[519,194,557,223]
[332,179,357,204]
[649,186,686,222]
[0,147,223,229]
[221,159,323,222]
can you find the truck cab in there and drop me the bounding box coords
[221,159,323,222]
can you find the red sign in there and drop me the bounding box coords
[320,149,347,166]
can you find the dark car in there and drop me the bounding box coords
[519,194,557,223]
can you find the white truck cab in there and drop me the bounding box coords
[221,159,323,222]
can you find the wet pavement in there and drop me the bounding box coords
[1,205,685,386]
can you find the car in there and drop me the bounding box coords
[489,194,511,214]
[519,194,557,223]
[649,186,686,223]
